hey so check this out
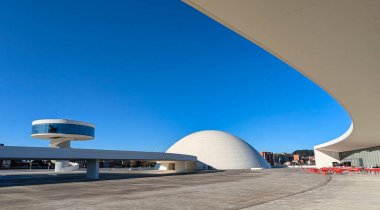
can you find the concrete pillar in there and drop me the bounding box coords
[50,139,71,172]
[175,161,186,173]
[55,161,64,172]
[87,159,99,179]
[185,161,196,172]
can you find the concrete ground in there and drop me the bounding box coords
[247,172,380,210]
[0,168,379,209]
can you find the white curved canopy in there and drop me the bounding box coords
[183,0,380,152]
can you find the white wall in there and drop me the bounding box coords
[314,149,340,168]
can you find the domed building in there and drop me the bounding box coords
[162,130,270,170]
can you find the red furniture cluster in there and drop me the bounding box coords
[303,167,380,175]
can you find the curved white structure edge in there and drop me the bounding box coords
[32,119,95,128]
[162,130,270,170]
[183,0,380,167]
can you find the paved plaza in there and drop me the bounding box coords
[0,168,379,209]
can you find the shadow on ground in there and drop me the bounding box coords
[0,170,223,188]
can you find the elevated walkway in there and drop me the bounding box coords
[0,146,197,179]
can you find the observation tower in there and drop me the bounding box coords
[31,119,95,172]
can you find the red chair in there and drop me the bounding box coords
[332,168,344,174]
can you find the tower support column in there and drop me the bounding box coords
[87,159,99,179]
[50,138,71,172]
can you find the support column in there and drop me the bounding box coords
[185,161,196,172]
[54,161,64,172]
[175,161,186,173]
[50,139,71,172]
[87,159,99,179]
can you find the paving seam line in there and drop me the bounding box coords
[239,175,332,210]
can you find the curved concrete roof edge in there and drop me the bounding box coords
[314,123,353,150]
[32,119,95,128]
[183,0,380,152]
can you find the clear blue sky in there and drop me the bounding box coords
[0,0,351,153]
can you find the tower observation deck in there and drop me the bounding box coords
[31,119,95,172]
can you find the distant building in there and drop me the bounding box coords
[293,154,301,161]
[260,152,274,165]
[307,156,316,165]
[274,153,294,165]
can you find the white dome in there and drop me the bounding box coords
[167,130,270,170]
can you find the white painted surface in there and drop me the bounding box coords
[183,0,380,167]
[166,130,270,169]
[314,149,340,168]
[0,146,197,161]
[32,119,95,128]
[32,133,93,141]
[185,161,197,172]
[175,161,186,173]
[250,168,264,170]
[314,123,354,150]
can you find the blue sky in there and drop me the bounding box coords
[0,0,351,153]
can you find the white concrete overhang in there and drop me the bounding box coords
[183,0,380,152]
[32,119,95,128]
[0,146,197,161]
